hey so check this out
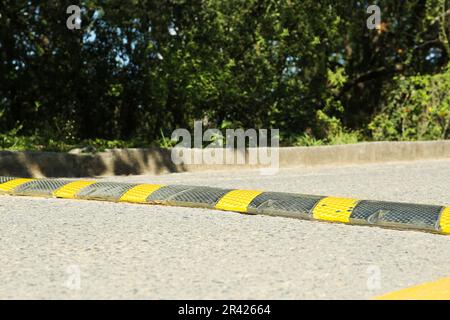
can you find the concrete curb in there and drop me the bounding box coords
[0,140,448,177]
[0,176,449,235]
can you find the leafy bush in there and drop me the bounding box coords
[289,110,362,147]
[369,66,450,141]
[291,133,325,147]
[0,129,146,152]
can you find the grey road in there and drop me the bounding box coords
[0,160,449,299]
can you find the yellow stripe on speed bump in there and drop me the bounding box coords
[376,278,450,300]
[312,197,358,223]
[0,178,35,192]
[439,207,450,234]
[53,181,96,199]
[215,189,263,213]
[119,184,164,203]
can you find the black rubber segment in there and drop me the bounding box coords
[75,182,137,201]
[14,179,72,196]
[0,177,17,184]
[147,185,232,208]
[248,192,325,218]
[147,185,193,201]
[350,200,443,231]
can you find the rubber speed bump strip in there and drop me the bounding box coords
[439,207,450,234]
[155,186,233,208]
[312,197,358,223]
[350,200,443,232]
[53,181,96,199]
[0,176,448,235]
[376,278,450,300]
[215,190,263,213]
[247,192,324,218]
[16,179,73,196]
[119,184,164,203]
[0,178,36,192]
[0,177,16,184]
[75,182,137,201]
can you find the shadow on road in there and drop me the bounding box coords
[0,148,185,178]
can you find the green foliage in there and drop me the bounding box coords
[0,1,449,151]
[158,129,178,149]
[370,66,450,141]
[0,129,144,152]
[291,134,325,147]
[328,131,362,145]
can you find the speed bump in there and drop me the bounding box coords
[312,197,358,223]
[0,178,35,192]
[0,176,448,235]
[215,190,263,213]
[53,181,97,199]
[119,184,164,203]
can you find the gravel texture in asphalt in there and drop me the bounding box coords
[0,160,449,299]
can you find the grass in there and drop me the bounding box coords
[0,130,365,152]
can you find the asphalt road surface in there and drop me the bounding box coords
[0,160,449,299]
